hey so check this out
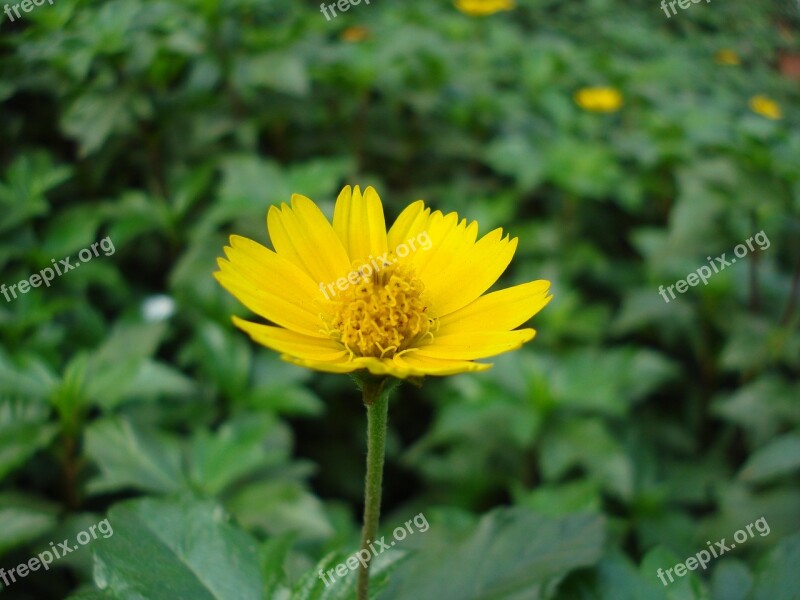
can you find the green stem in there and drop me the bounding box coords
[357,379,390,600]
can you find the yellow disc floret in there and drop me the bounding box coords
[324,264,436,359]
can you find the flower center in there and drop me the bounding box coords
[324,264,436,359]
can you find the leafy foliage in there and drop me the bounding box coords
[1,0,799,597]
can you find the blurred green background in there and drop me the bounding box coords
[1,0,799,598]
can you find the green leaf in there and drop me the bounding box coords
[0,152,71,232]
[749,533,800,600]
[612,288,695,335]
[555,551,668,600]
[292,548,404,600]
[88,321,167,368]
[550,348,678,415]
[83,323,188,408]
[712,377,800,445]
[484,135,545,192]
[66,588,120,600]
[89,360,195,410]
[0,493,58,555]
[0,349,59,399]
[103,191,173,247]
[640,546,708,600]
[260,535,293,597]
[120,360,195,401]
[0,397,58,482]
[513,480,602,517]
[189,413,291,496]
[183,321,252,398]
[710,559,752,600]
[0,80,14,102]
[218,155,289,206]
[249,385,325,416]
[40,206,105,259]
[92,497,263,600]
[227,480,334,542]
[84,418,186,495]
[286,158,355,202]
[544,138,622,199]
[739,432,800,484]
[233,52,310,97]
[61,90,137,156]
[380,508,605,599]
[541,419,634,500]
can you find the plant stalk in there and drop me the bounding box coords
[356,379,390,600]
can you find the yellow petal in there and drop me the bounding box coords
[215,270,322,338]
[438,280,552,335]
[333,185,389,261]
[214,236,325,337]
[424,228,518,316]
[233,317,348,361]
[387,200,431,250]
[416,329,535,360]
[409,211,478,278]
[283,354,411,377]
[283,353,491,378]
[267,194,351,285]
[281,355,372,374]
[455,0,514,16]
[392,352,493,375]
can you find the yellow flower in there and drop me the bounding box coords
[749,95,782,120]
[714,49,740,66]
[574,87,623,113]
[215,186,551,378]
[455,0,514,16]
[341,26,370,43]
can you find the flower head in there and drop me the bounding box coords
[749,95,782,120]
[215,186,551,378]
[714,49,740,66]
[455,0,514,17]
[574,87,623,113]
